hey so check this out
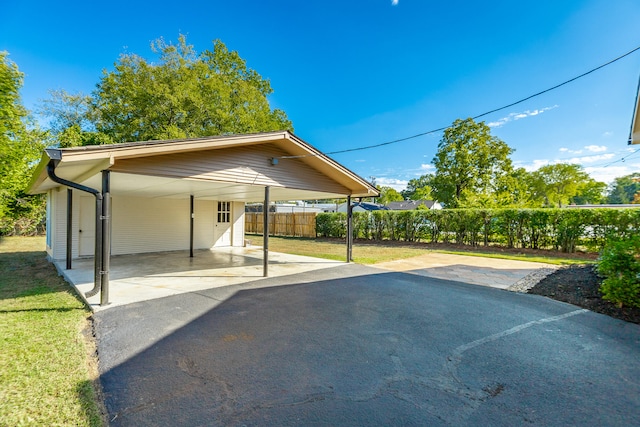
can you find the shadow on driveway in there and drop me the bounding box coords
[96,264,640,426]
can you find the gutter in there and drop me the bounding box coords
[45,149,109,305]
[629,73,640,145]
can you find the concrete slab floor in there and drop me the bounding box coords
[55,246,345,311]
[55,248,556,311]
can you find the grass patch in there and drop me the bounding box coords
[259,235,593,266]
[0,236,105,427]
[261,235,429,264]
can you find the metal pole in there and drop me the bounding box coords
[100,170,110,306]
[346,195,353,263]
[190,195,194,258]
[92,196,103,299]
[66,189,73,270]
[263,186,270,277]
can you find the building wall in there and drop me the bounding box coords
[231,201,245,247]
[48,188,81,261]
[48,189,245,260]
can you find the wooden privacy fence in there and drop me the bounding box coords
[245,212,317,238]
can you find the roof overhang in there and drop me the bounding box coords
[28,131,379,201]
[629,75,640,145]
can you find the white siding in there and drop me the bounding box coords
[110,143,350,195]
[109,196,242,255]
[232,201,245,247]
[111,196,190,255]
[194,199,215,248]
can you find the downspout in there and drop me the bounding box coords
[45,153,104,300]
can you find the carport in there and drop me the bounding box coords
[28,131,378,306]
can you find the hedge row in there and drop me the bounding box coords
[316,208,640,253]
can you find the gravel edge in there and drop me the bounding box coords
[507,267,559,293]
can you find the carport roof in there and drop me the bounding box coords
[28,131,379,201]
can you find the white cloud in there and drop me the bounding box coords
[376,177,407,191]
[584,145,607,153]
[487,105,559,128]
[567,153,615,164]
[420,163,434,171]
[602,131,613,138]
[559,147,583,154]
[522,159,551,172]
[584,165,637,184]
[518,153,631,183]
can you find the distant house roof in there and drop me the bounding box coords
[386,200,441,210]
[337,201,389,213]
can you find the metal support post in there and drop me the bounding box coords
[346,195,353,263]
[100,170,110,306]
[263,186,270,277]
[190,195,194,258]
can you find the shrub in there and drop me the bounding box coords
[596,236,640,308]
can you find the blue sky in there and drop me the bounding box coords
[2,0,640,190]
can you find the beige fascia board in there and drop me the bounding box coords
[58,131,289,161]
[26,152,53,195]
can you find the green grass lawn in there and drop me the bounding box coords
[261,235,594,266]
[0,236,105,427]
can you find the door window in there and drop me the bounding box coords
[217,201,231,223]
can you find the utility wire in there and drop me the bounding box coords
[599,147,640,168]
[280,44,640,159]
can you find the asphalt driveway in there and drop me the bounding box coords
[95,263,640,426]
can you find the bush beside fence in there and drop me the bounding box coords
[316,208,640,253]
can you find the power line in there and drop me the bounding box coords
[599,147,640,168]
[280,44,640,159]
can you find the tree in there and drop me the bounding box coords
[401,175,433,200]
[527,163,603,207]
[37,89,110,147]
[607,173,640,204]
[431,118,514,208]
[0,52,47,234]
[571,179,606,205]
[92,35,292,143]
[376,186,404,204]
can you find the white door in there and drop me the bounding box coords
[79,196,95,256]
[214,201,232,247]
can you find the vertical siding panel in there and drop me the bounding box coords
[231,201,245,246]
[194,199,215,248]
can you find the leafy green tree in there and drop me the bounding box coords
[0,52,47,234]
[527,163,603,207]
[401,175,433,200]
[37,89,110,147]
[376,186,404,204]
[607,173,640,204]
[431,118,514,208]
[93,35,292,142]
[571,179,606,205]
[39,35,292,145]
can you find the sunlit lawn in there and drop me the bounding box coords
[262,235,593,266]
[0,236,104,427]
